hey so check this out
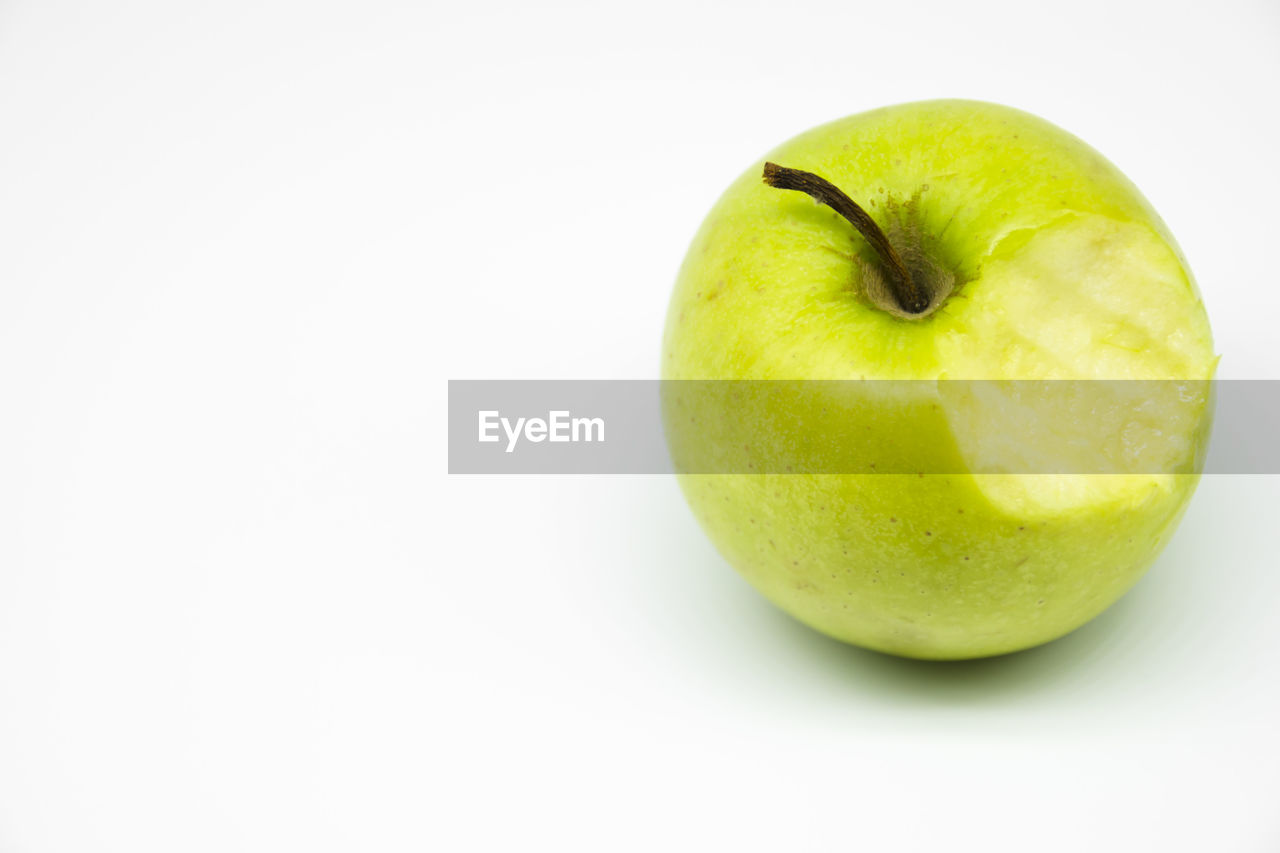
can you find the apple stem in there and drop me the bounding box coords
[762,162,929,315]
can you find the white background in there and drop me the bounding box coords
[0,0,1277,850]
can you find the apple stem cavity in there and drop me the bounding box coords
[762,162,935,316]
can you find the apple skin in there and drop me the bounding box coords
[662,100,1215,660]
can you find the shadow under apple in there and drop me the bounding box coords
[632,476,1243,714]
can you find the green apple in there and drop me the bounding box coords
[661,99,1216,660]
